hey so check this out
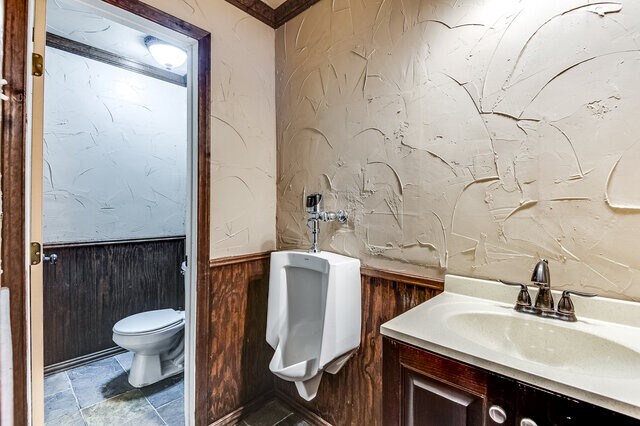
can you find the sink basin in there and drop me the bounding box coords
[381,274,640,419]
[446,311,640,379]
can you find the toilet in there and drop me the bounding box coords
[266,250,361,401]
[112,308,185,387]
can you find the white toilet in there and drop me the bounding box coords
[112,308,185,387]
[266,250,361,401]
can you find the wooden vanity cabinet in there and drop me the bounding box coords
[383,337,639,426]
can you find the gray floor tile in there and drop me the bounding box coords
[276,414,310,426]
[157,398,185,425]
[44,372,70,397]
[44,388,83,425]
[81,390,164,426]
[241,400,293,426]
[45,409,85,426]
[115,351,133,372]
[68,357,133,408]
[141,375,183,408]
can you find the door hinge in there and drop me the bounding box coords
[30,242,42,265]
[32,53,44,76]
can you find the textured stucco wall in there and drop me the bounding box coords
[43,47,188,243]
[143,0,277,259]
[276,0,640,300]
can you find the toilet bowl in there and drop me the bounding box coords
[266,250,361,401]
[112,308,185,387]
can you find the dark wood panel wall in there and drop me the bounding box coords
[206,252,275,425]
[43,237,186,367]
[204,252,444,425]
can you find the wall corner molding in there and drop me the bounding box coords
[225,0,322,28]
[225,0,275,28]
[273,0,321,27]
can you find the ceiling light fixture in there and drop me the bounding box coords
[144,36,187,70]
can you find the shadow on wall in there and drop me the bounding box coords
[241,272,271,402]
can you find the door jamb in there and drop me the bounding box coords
[1,0,211,423]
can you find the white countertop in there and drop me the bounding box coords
[380,274,640,419]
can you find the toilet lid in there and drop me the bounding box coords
[113,309,184,335]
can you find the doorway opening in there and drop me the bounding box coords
[26,0,211,424]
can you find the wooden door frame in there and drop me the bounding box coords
[1,0,211,423]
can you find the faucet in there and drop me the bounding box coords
[500,259,597,322]
[305,193,348,253]
[531,259,553,312]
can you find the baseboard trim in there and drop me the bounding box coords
[210,251,272,268]
[276,391,333,426]
[44,346,126,376]
[210,392,275,426]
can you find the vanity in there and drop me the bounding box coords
[381,274,640,425]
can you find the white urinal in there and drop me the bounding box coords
[266,250,361,401]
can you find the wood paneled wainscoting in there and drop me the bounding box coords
[207,252,276,425]
[205,251,444,425]
[43,237,186,372]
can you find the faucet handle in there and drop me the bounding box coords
[499,280,532,308]
[556,290,597,322]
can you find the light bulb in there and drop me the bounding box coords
[144,36,187,70]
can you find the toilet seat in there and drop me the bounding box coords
[113,309,184,335]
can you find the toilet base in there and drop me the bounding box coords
[128,354,184,387]
[127,334,185,388]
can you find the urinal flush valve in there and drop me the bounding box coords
[306,193,347,253]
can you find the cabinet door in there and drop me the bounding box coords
[516,383,640,426]
[403,368,484,426]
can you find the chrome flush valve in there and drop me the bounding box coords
[306,193,347,253]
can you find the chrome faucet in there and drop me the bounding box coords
[306,193,347,253]
[500,259,597,322]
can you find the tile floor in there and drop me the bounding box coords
[44,352,184,425]
[45,353,309,426]
[237,400,311,426]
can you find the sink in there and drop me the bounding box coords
[445,311,640,379]
[380,274,640,419]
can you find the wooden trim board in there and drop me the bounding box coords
[208,392,275,426]
[224,0,274,28]
[210,251,272,267]
[273,0,322,27]
[2,0,31,421]
[209,250,445,294]
[360,266,444,291]
[275,392,333,426]
[225,0,322,29]
[46,32,187,87]
[44,235,187,249]
[44,346,126,376]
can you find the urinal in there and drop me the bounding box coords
[266,250,361,400]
